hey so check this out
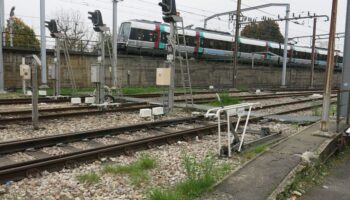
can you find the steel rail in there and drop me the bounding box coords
[0,104,154,124]
[0,102,146,116]
[0,116,202,155]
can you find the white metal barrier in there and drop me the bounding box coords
[205,103,260,157]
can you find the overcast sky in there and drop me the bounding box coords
[4,0,348,50]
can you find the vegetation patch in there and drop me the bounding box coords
[277,147,350,199]
[237,85,249,92]
[148,153,231,200]
[209,93,240,107]
[241,144,268,160]
[122,87,161,95]
[312,102,337,117]
[76,172,100,184]
[103,153,157,186]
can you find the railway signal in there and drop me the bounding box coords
[88,10,105,32]
[45,19,63,97]
[88,10,109,105]
[159,0,177,23]
[45,20,59,38]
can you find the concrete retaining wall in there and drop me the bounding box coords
[3,48,341,89]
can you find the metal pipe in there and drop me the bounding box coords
[112,0,119,88]
[336,89,341,132]
[31,58,39,130]
[340,0,350,117]
[281,4,290,87]
[347,90,350,125]
[233,0,241,88]
[54,38,60,96]
[0,0,4,93]
[9,17,13,47]
[321,0,338,132]
[98,32,106,104]
[310,18,317,88]
[40,0,47,87]
[168,21,175,111]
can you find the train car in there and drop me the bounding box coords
[118,19,343,69]
[200,30,232,60]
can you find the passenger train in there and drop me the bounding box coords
[117,19,343,69]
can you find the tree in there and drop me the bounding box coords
[241,20,284,43]
[5,17,40,49]
[54,9,95,52]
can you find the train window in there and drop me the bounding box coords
[203,39,232,51]
[118,22,131,41]
[270,47,281,56]
[200,38,204,47]
[160,32,168,44]
[338,56,343,63]
[186,36,196,47]
[129,28,156,42]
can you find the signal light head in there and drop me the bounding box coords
[88,10,104,27]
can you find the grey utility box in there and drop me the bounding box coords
[91,64,100,83]
[48,64,56,80]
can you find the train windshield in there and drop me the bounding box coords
[118,22,131,42]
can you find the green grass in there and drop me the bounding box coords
[122,87,162,95]
[76,172,100,184]
[312,102,337,117]
[241,144,268,160]
[209,93,240,107]
[103,153,157,186]
[148,153,232,200]
[237,85,249,92]
[0,92,26,99]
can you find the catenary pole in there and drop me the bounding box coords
[321,0,338,132]
[340,0,350,117]
[112,0,119,88]
[0,0,4,93]
[40,0,47,87]
[281,4,290,87]
[233,0,241,88]
[310,18,317,88]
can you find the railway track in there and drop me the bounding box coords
[0,98,335,183]
[126,89,331,99]
[186,91,329,104]
[0,97,72,105]
[0,102,153,124]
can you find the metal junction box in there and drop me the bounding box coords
[19,64,31,80]
[156,68,171,86]
[48,64,56,80]
[91,64,100,83]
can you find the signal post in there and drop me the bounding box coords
[45,19,63,97]
[88,10,108,104]
[158,0,178,112]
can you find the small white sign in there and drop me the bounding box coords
[39,90,47,96]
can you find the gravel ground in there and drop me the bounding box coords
[0,103,75,112]
[0,121,302,200]
[6,152,35,163]
[0,109,190,143]
[254,100,323,115]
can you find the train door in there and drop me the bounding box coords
[154,24,166,50]
[314,50,319,66]
[194,32,204,54]
[265,41,271,64]
[288,46,295,63]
